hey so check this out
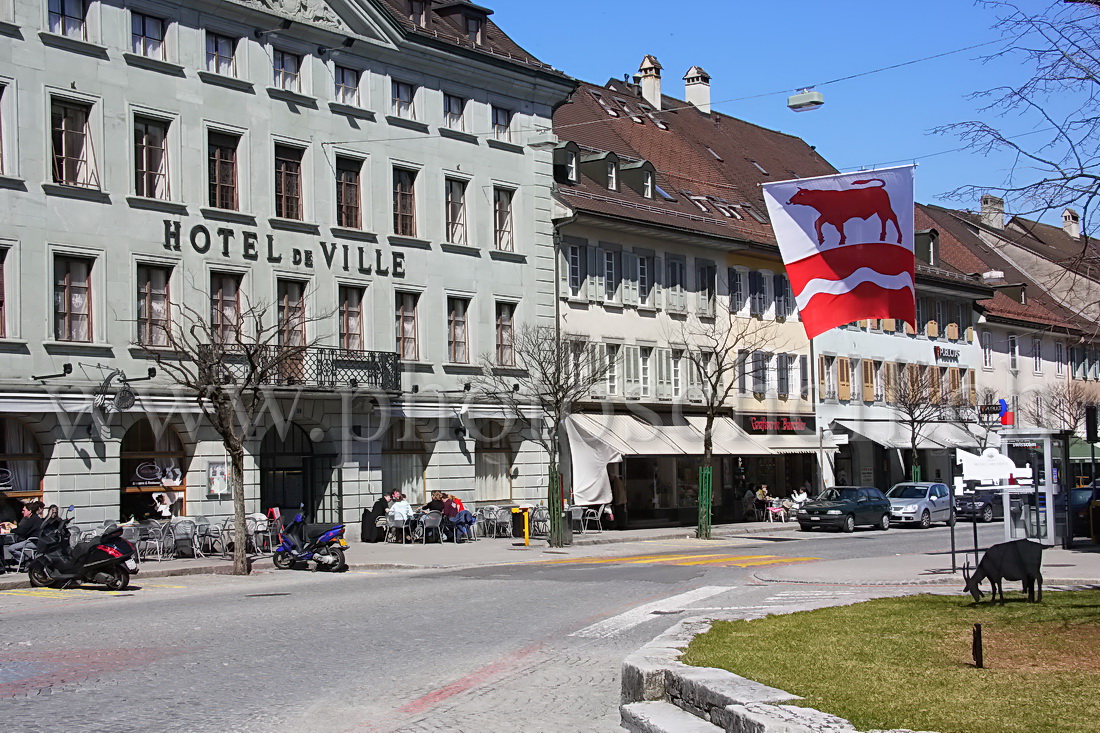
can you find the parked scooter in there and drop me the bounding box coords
[27,507,138,590]
[272,508,348,572]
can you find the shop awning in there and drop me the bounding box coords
[684,416,773,455]
[766,432,839,454]
[1070,437,1099,461]
[834,419,939,450]
[927,423,981,449]
[571,414,686,455]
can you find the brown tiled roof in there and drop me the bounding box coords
[554,79,837,249]
[374,0,559,72]
[1007,216,1100,278]
[918,204,1093,332]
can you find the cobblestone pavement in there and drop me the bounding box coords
[0,526,1000,732]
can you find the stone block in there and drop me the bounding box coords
[621,702,723,733]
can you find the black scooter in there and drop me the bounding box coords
[28,508,138,590]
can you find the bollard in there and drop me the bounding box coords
[972,623,984,669]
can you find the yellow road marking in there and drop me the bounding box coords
[624,554,728,564]
[718,557,819,567]
[545,552,724,565]
[540,553,818,569]
[673,555,777,566]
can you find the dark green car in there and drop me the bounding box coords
[797,486,892,533]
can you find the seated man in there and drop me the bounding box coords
[2,500,44,570]
[387,492,414,542]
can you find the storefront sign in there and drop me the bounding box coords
[741,414,816,435]
[0,467,11,487]
[163,220,406,277]
[130,461,182,488]
[207,462,228,497]
[934,346,960,362]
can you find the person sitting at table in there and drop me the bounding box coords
[2,500,44,571]
[364,491,396,543]
[421,491,445,513]
[388,492,414,542]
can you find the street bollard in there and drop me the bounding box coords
[972,623,984,669]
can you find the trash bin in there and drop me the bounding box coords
[560,510,572,546]
[511,507,531,538]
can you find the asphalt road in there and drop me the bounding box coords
[0,522,1004,732]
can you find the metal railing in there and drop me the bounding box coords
[200,344,400,392]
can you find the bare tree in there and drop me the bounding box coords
[1023,379,1100,431]
[890,363,948,481]
[937,1,1100,239]
[946,385,1000,452]
[470,324,612,547]
[135,288,330,575]
[672,283,783,540]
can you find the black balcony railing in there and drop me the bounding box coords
[200,344,400,392]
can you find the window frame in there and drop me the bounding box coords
[445,177,467,245]
[48,0,86,40]
[272,48,302,92]
[205,31,238,77]
[391,80,416,120]
[54,254,93,343]
[443,93,466,131]
[1032,338,1042,373]
[395,290,419,361]
[493,187,515,252]
[133,115,170,200]
[51,97,99,189]
[491,105,512,142]
[131,11,166,60]
[0,246,6,339]
[495,301,516,366]
[207,129,240,211]
[333,64,360,106]
[981,330,993,369]
[209,271,241,345]
[338,285,364,351]
[1008,333,1018,370]
[276,278,307,348]
[335,155,362,229]
[135,263,171,347]
[273,143,304,221]
[447,296,470,364]
[393,167,417,237]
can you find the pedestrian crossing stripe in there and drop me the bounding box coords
[541,553,819,568]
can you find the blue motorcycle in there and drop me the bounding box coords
[272,510,348,572]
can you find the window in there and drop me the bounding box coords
[277,280,306,348]
[666,259,686,311]
[443,94,465,130]
[210,273,240,344]
[800,355,809,399]
[752,351,768,394]
[54,255,92,342]
[774,274,793,319]
[129,12,165,59]
[274,145,303,220]
[395,291,419,360]
[982,331,992,368]
[408,0,428,27]
[206,32,237,76]
[339,286,364,351]
[208,131,239,210]
[1033,339,1042,373]
[136,264,170,347]
[696,263,716,317]
[440,178,468,245]
[273,50,301,92]
[134,117,169,200]
[824,356,837,400]
[604,250,619,302]
[606,344,620,395]
[777,354,790,397]
[748,271,767,317]
[672,350,683,396]
[873,361,885,402]
[49,0,85,40]
[565,151,578,182]
[496,302,515,366]
[494,188,514,252]
[465,15,483,44]
[606,161,618,190]
[447,297,469,364]
[391,80,415,119]
[393,168,416,236]
[1009,334,1018,370]
[0,248,6,338]
[638,256,652,306]
[567,244,583,294]
[335,157,361,229]
[640,347,652,398]
[492,106,512,141]
[642,170,654,199]
[334,66,360,106]
[1057,342,1065,376]
[51,99,99,188]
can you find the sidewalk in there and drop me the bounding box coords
[754,542,1100,586]
[0,520,796,589]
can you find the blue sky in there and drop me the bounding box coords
[494,0,1055,217]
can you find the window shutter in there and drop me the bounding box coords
[588,247,603,303]
[968,369,977,405]
[728,268,743,313]
[777,353,789,397]
[929,366,940,404]
[949,367,960,402]
[652,256,662,308]
[817,355,826,398]
[837,357,851,401]
[622,252,639,306]
[881,318,895,331]
[858,319,870,329]
[927,319,939,339]
[772,273,787,319]
[656,349,671,398]
[560,245,570,297]
[590,343,607,397]
[799,355,809,399]
[625,345,640,395]
[862,359,874,401]
[946,321,959,341]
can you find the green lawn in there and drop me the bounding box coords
[682,591,1100,733]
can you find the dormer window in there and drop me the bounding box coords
[589,91,619,117]
[409,1,428,27]
[566,151,578,182]
[606,162,618,191]
[465,16,483,44]
[637,103,668,130]
[614,98,643,123]
[642,171,653,199]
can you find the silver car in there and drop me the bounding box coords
[885,482,956,528]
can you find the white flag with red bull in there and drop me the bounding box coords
[761,165,916,340]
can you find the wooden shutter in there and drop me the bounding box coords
[858,319,870,329]
[927,320,939,339]
[624,345,640,396]
[817,355,826,398]
[881,318,895,332]
[968,369,977,405]
[949,367,960,402]
[905,321,916,335]
[884,362,896,403]
[929,366,940,404]
[862,359,875,401]
[946,322,959,341]
[966,326,974,343]
[587,247,603,303]
[622,252,639,306]
[837,357,851,401]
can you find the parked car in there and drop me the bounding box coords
[885,482,955,528]
[1054,485,1100,537]
[956,488,1004,523]
[797,486,891,533]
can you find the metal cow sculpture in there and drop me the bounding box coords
[963,539,1045,604]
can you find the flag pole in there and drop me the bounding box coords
[809,335,825,495]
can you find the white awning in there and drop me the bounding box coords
[766,432,837,454]
[683,416,773,455]
[835,419,939,450]
[927,422,981,449]
[572,414,686,455]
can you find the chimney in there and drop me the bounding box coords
[980,195,1004,230]
[1063,208,1081,239]
[684,66,711,114]
[638,55,662,110]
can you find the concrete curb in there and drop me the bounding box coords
[752,570,1100,587]
[620,615,938,733]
